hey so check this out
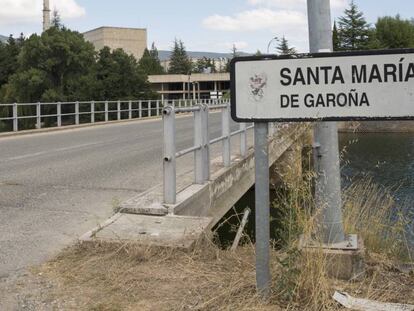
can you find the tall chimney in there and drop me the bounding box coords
[43,0,51,31]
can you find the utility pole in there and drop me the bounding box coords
[307,0,345,244]
[43,0,51,32]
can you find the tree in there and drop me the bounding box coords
[193,57,216,73]
[92,47,154,100]
[0,35,24,88]
[276,36,297,55]
[51,10,62,29]
[337,1,371,50]
[231,44,239,58]
[168,39,192,74]
[375,15,414,48]
[224,44,239,72]
[332,21,340,51]
[2,27,96,103]
[138,43,164,75]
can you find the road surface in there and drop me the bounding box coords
[0,114,240,280]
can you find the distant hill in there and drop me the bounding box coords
[158,50,250,61]
[0,34,8,43]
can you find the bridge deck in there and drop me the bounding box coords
[85,124,308,248]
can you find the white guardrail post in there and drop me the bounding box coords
[128,100,132,119]
[105,101,109,122]
[163,105,176,204]
[138,100,142,118]
[194,105,204,184]
[117,100,121,121]
[222,103,231,167]
[240,123,247,157]
[91,101,95,123]
[75,101,80,125]
[13,103,18,132]
[202,104,210,180]
[57,102,62,127]
[36,102,41,129]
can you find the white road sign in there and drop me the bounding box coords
[231,49,414,122]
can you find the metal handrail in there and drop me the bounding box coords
[162,101,255,205]
[0,99,228,132]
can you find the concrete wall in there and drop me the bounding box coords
[171,124,311,228]
[83,27,147,60]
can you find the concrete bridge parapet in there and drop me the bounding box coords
[81,118,312,247]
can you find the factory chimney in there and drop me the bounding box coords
[43,0,51,31]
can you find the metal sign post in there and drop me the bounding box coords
[254,122,271,297]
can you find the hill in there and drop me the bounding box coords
[0,34,8,43]
[158,50,250,61]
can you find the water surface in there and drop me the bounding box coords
[339,132,414,205]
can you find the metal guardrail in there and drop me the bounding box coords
[0,99,227,132]
[163,100,257,205]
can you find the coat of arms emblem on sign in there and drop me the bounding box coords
[249,74,267,102]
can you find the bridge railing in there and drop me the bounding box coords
[163,100,257,205]
[0,99,227,133]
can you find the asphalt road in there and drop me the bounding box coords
[0,113,238,280]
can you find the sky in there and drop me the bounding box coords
[1,0,414,54]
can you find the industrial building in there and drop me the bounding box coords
[83,27,148,60]
[148,73,230,100]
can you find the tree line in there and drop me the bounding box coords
[0,33,227,104]
[271,1,414,55]
[334,1,414,51]
[0,23,162,103]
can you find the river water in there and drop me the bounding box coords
[339,132,414,206]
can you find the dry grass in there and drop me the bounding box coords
[34,239,413,311]
[28,177,413,311]
[39,241,275,311]
[343,178,413,261]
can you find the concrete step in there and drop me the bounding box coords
[121,202,168,216]
[81,213,212,249]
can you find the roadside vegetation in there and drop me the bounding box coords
[14,173,412,311]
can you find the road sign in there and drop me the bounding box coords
[231,49,414,122]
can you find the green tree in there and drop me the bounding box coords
[375,15,414,48]
[276,36,297,55]
[337,1,371,50]
[0,34,24,88]
[2,27,96,103]
[92,47,154,100]
[138,43,164,75]
[332,21,340,51]
[51,10,62,29]
[224,44,239,72]
[193,57,216,73]
[168,39,192,74]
